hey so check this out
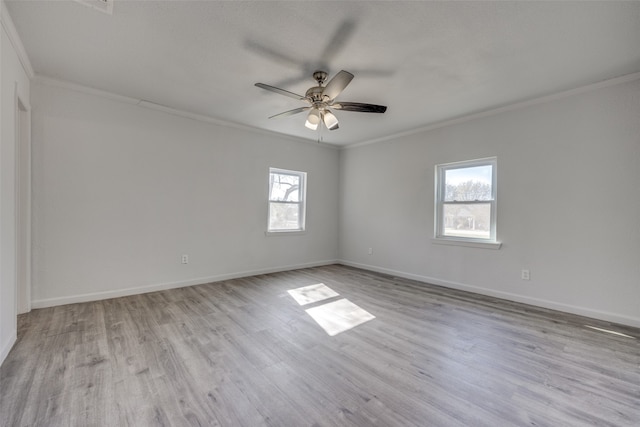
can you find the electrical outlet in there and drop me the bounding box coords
[368,247,373,255]
[521,269,530,280]
[181,254,189,264]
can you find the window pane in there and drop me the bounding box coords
[270,173,300,202]
[444,165,493,201]
[269,202,301,230]
[442,203,491,239]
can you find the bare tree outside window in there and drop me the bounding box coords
[436,159,497,241]
[268,168,306,232]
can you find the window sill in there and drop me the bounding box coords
[265,230,306,237]
[431,238,502,250]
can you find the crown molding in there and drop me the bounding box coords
[136,99,338,149]
[1,0,35,78]
[33,75,339,150]
[345,71,640,150]
[34,75,140,104]
[32,63,640,152]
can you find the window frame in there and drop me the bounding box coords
[434,157,500,248]
[267,167,307,234]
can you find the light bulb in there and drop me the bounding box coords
[323,110,339,130]
[305,108,321,130]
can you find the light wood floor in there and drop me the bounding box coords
[1,265,639,426]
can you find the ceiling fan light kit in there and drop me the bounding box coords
[256,70,387,131]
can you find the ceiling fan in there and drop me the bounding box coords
[255,70,387,131]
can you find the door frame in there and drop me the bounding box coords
[15,83,31,314]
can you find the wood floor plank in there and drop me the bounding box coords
[2,264,639,426]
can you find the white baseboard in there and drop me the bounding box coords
[28,258,640,328]
[1,332,17,367]
[31,260,338,309]
[338,260,640,329]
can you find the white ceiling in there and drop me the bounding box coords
[6,0,640,146]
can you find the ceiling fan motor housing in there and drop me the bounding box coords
[305,86,326,104]
[308,71,331,104]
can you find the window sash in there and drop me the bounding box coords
[435,158,497,242]
[268,168,306,232]
[269,172,301,202]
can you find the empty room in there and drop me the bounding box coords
[1,1,639,426]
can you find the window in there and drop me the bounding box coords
[268,168,306,232]
[435,157,497,243]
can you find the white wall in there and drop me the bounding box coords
[0,4,31,365]
[339,77,640,327]
[30,81,339,307]
[28,75,640,328]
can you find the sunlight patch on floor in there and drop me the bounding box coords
[305,298,376,336]
[287,283,339,306]
[287,284,375,336]
[584,325,636,339]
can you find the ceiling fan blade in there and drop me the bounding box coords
[269,106,310,119]
[245,40,301,69]
[255,83,306,100]
[332,102,387,113]
[322,70,354,101]
[318,19,357,66]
